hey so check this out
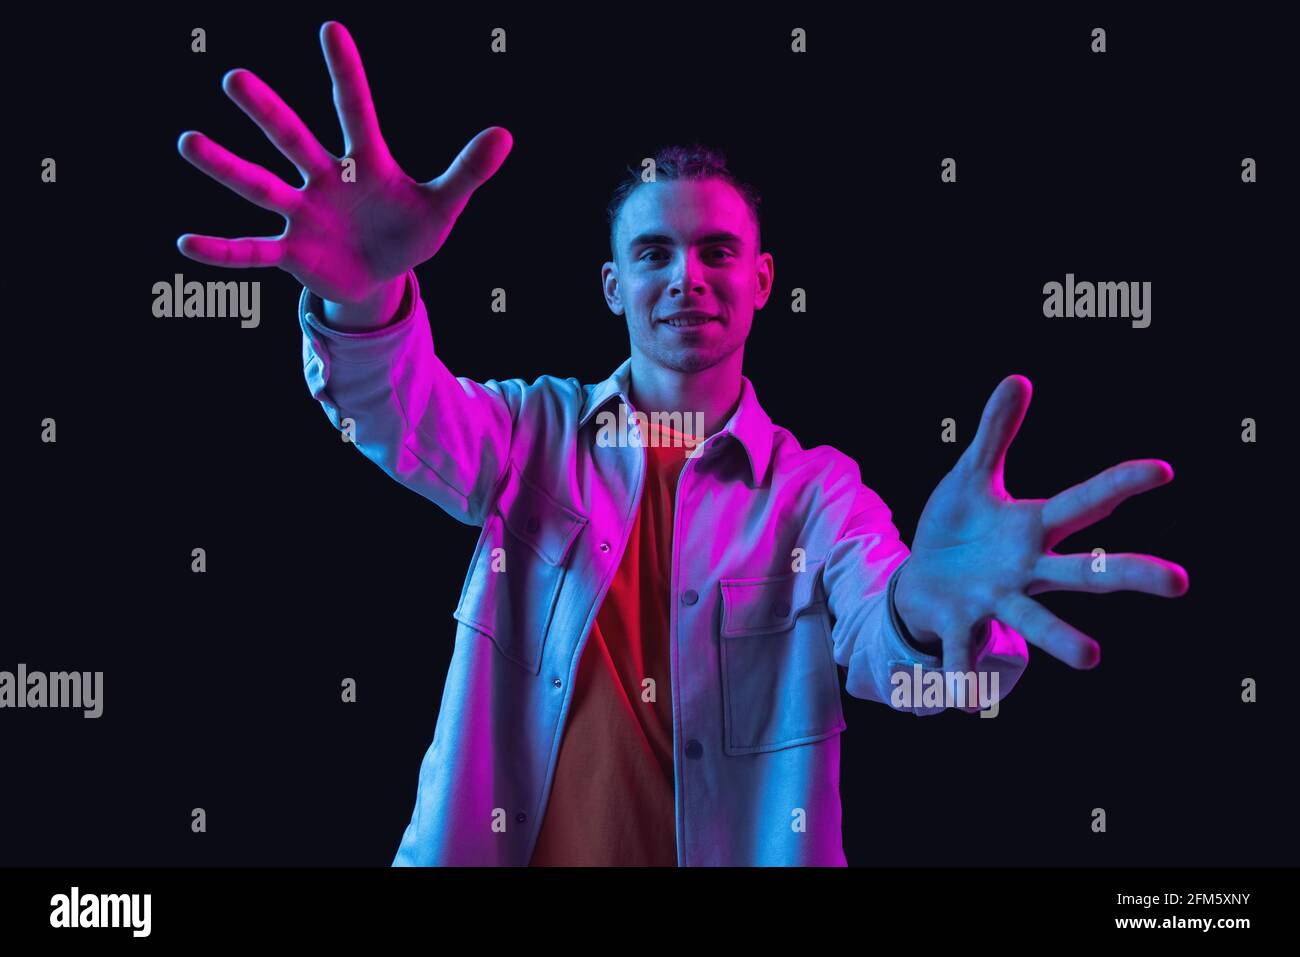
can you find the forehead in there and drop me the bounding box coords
[617,178,754,248]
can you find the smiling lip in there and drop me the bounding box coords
[659,311,719,328]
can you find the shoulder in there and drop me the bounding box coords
[475,372,587,418]
[769,423,892,519]
[770,424,863,486]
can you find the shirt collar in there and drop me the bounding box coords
[579,356,775,485]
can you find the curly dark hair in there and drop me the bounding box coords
[606,143,763,259]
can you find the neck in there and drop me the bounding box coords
[627,348,745,438]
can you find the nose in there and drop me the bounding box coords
[668,252,706,298]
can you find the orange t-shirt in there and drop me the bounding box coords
[529,420,698,866]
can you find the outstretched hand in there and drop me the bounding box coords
[893,375,1189,679]
[176,20,512,308]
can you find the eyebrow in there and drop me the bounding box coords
[628,231,745,249]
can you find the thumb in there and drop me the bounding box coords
[433,126,513,206]
[939,628,981,713]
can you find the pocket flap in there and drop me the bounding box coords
[719,562,825,636]
[493,463,587,566]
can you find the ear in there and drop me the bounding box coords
[601,260,625,315]
[753,251,775,310]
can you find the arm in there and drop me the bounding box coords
[175,21,517,524]
[301,267,518,526]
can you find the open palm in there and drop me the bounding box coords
[894,375,1190,678]
[177,20,512,307]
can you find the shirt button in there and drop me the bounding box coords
[681,589,698,606]
[772,601,791,618]
[516,812,527,823]
[552,677,562,689]
[599,541,610,553]
[685,740,703,759]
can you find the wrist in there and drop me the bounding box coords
[321,273,409,331]
[892,560,943,652]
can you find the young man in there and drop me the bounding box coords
[176,21,1190,866]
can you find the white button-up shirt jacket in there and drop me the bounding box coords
[298,268,1029,866]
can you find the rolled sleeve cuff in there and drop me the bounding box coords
[882,559,948,716]
[886,558,944,663]
[299,269,422,366]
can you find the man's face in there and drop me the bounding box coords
[603,178,774,374]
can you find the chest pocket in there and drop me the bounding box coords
[718,561,846,755]
[453,463,587,674]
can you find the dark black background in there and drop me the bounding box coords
[9,5,1294,866]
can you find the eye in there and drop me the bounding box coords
[640,249,666,262]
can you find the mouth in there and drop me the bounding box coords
[658,312,719,328]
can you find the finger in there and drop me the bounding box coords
[996,593,1100,669]
[939,623,981,712]
[1042,459,1174,547]
[176,234,286,268]
[959,374,1033,488]
[1029,553,1190,597]
[222,68,335,181]
[427,126,513,208]
[319,21,389,158]
[935,613,993,712]
[177,131,301,217]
